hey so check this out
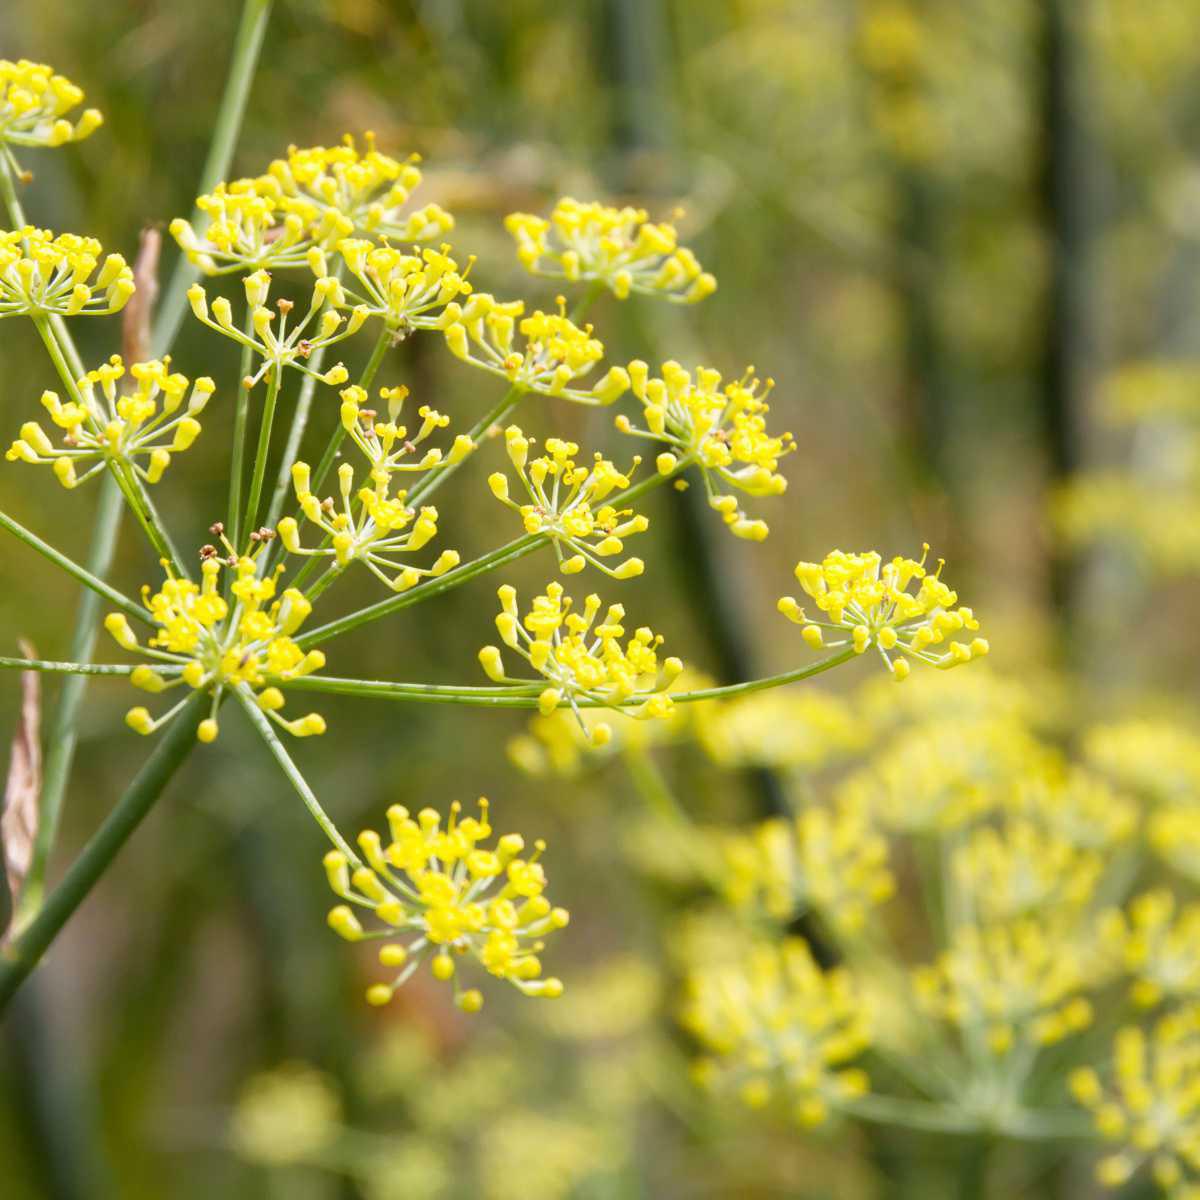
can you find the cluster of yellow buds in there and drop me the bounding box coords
[0,60,102,150]
[913,919,1095,1055]
[267,134,453,242]
[0,228,133,318]
[681,939,871,1126]
[505,197,716,304]
[7,355,214,488]
[950,819,1103,923]
[720,803,894,935]
[1071,1009,1200,1195]
[323,238,472,331]
[443,294,630,405]
[280,450,460,594]
[170,179,342,275]
[1100,891,1200,1009]
[616,360,792,539]
[324,799,568,1010]
[104,549,326,743]
[478,582,683,741]
[1002,766,1138,852]
[778,546,989,680]
[1084,719,1200,807]
[187,269,364,388]
[488,426,647,578]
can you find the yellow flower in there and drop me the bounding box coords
[0,227,133,318]
[169,178,341,275]
[187,269,365,388]
[266,133,454,242]
[104,549,326,742]
[1002,766,1137,851]
[488,426,647,579]
[778,546,988,679]
[324,798,568,1009]
[1071,1008,1200,1196]
[1150,806,1200,885]
[442,294,630,405]
[231,1063,341,1167]
[505,197,716,303]
[323,238,472,331]
[1084,719,1200,806]
[0,60,102,149]
[680,938,871,1126]
[1100,891,1200,1009]
[7,355,214,488]
[616,359,792,539]
[478,581,683,741]
[720,802,894,934]
[913,918,1095,1055]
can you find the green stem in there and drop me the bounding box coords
[404,383,525,508]
[568,279,605,325]
[242,367,281,538]
[0,694,204,1010]
[280,648,858,707]
[151,0,275,357]
[234,688,359,862]
[0,658,138,676]
[294,533,543,648]
[845,1095,1092,1142]
[226,313,256,554]
[0,506,147,624]
[11,476,126,923]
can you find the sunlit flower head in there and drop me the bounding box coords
[505,197,716,304]
[488,426,647,579]
[478,581,683,741]
[320,238,472,331]
[1150,807,1200,886]
[7,355,214,488]
[1084,719,1200,807]
[170,178,341,275]
[778,546,989,679]
[913,918,1095,1056]
[616,359,792,540]
[720,803,894,934]
[0,227,133,319]
[267,133,454,242]
[325,798,568,1010]
[1002,766,1138,851]
[0,60,102,150]
[1071,1008,1200,1195]
[187,269,365,387]
[104,547,326,743]
[443,293,630,405]
[279,389,468,592]
[1100,890,1200,1010]
[681,938,871,1126]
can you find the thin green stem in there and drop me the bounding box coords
[404,383,525,509]
[280,648,858,707]
[0,658,138,676]
[226,313,257,554]
[568,279,605,325]
[294,533,543,648]
[0,694,204,1010]
[242,367,281,538]
[844,1095,1093,1142]
[0,504,147,624]
[151,0,275,357]
[234,688,359,863]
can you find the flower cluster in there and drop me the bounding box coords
[681,939,871,1126]
[324,799,567,1010]
[0,59,102,150]
[1072,1009,1200,1195]
[913,919,1095,1055]
[720,803,894,934]
[0,228,133,318]
[488,426,647,578]
[443,294,630,405]
[187,269,363,388]
[325,238,472,331]
[505,197,716,304]
[778,547,989,679]
[7,356,214,488]
[1101,891,1200,1009]
[103,551,326,742]
[616,360,793,539]
[277,383,468,589]
[479,582,683,740]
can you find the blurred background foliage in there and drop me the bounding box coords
[2,1,1200,1197]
